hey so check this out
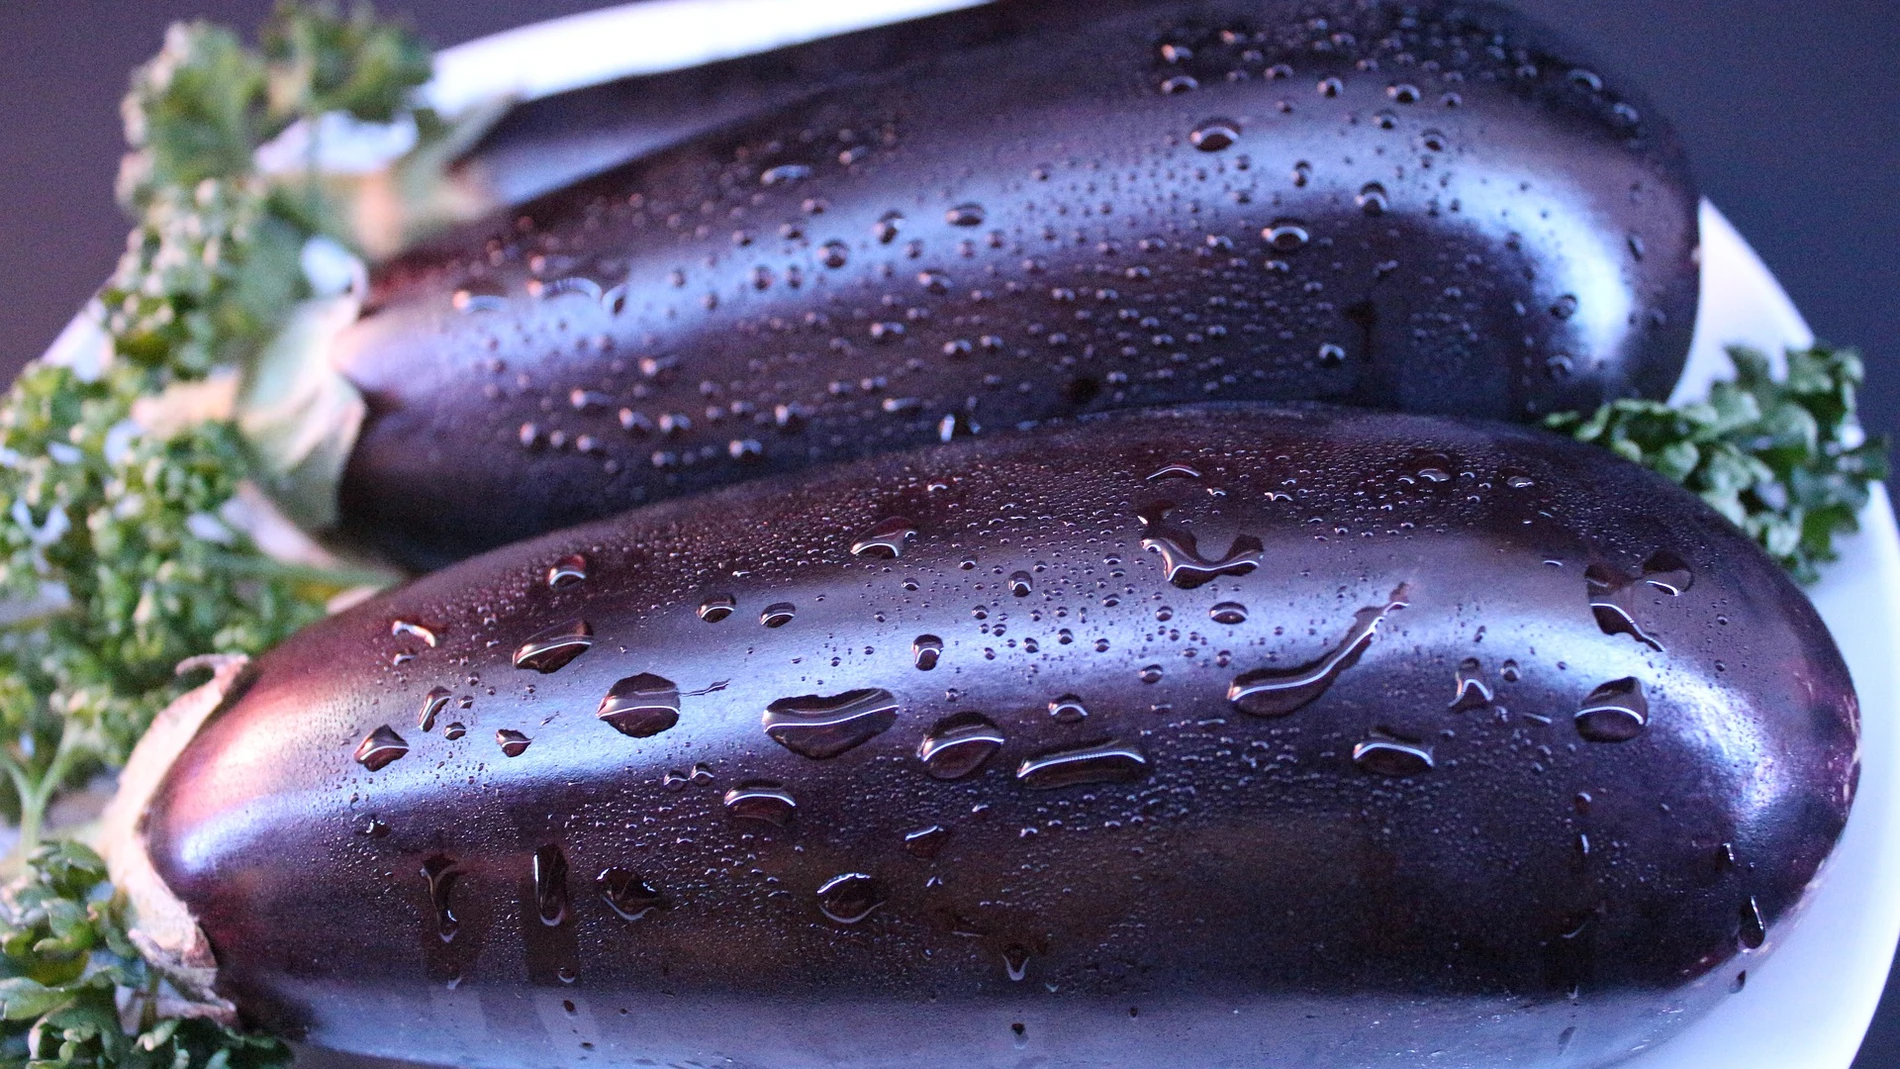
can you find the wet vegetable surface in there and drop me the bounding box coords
[144,404,1853,1069]
[336,0,1699,567]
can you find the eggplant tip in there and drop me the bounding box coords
[101,653,252,1027]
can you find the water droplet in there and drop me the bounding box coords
[354,725,408,771]
[422,855,460,942]
[1160,74,1199,95]
[1505,474,1535,489]
[918,712,1006,780]
[1738,896,1766,949]
[1567,68,1605,92]
[1586,565,1663,651]
[912,635,944,671]
[1351,738,1434,776]
[1501,659,1521,683]
[1419,128,1447,152]
[1262,220,1310,251]
[443,721,466,740]
[1159,42,1193,63]
[1731,970,1748,993]
[850,516,917,558]
[723,781,797,826]
[819,240,850,268]
[1138,664,1164,684]
[598,868,669,921]
[1228,586,1408,716]
[547,554,587,588]
[1317,342,1346,365]
[597,673,681,738]
[1003,945,1031,981]
[1576,677,1648,742]
[1355,182,1389,216]
[764,688,899,758]
[391,619,438,647]
[1016,739,1149,789]
[945,203,986,227]
[1137,501,1262,588]
[760,602,797,628]
[1387,82,1421,103]
[1008,571,1034,597]
[817,873,885,924]
[697,594,736,622]
[1449,658,1493,711]
[496,728,533,757]
[513,620,594,673]
[1641,550,1693,595]
[1209,602,1248,625]
[1189,118,1240,151]
[417,686,451,732]
[760,163,812,186]
[533,844,570,926]
[1048,694,1088,723]
[905,825,950,859]
[1318,76,1343,97]
[1550,294,1579,320]
[1145,463,1203,482]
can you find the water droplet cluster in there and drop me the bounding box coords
[337,0,1699,566]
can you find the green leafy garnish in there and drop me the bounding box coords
[0,841,289,1069]
[0,3,427,857]
[1548,344,1890,583]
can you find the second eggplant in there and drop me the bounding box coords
[112,404,1851,1069]
[334,0,1699,567]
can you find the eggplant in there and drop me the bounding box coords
[446,0,1070,210]
[107,404,1853,1069]
[334,0,1699,567]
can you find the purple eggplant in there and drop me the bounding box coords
[113,404,1853,1069]
[334,0,1699,566]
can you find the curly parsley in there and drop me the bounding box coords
[1548,344,1890,583]
[0,841,289,1069]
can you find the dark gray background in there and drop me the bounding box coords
[2,2,1897,1065]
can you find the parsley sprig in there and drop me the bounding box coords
[0,841,289,1069]
[1548,344,1890,583]
[0,5,427,856]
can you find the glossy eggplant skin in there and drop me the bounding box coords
[454,0,1088,208]
[147,405,1852,1069]
[336,0,1699,568]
